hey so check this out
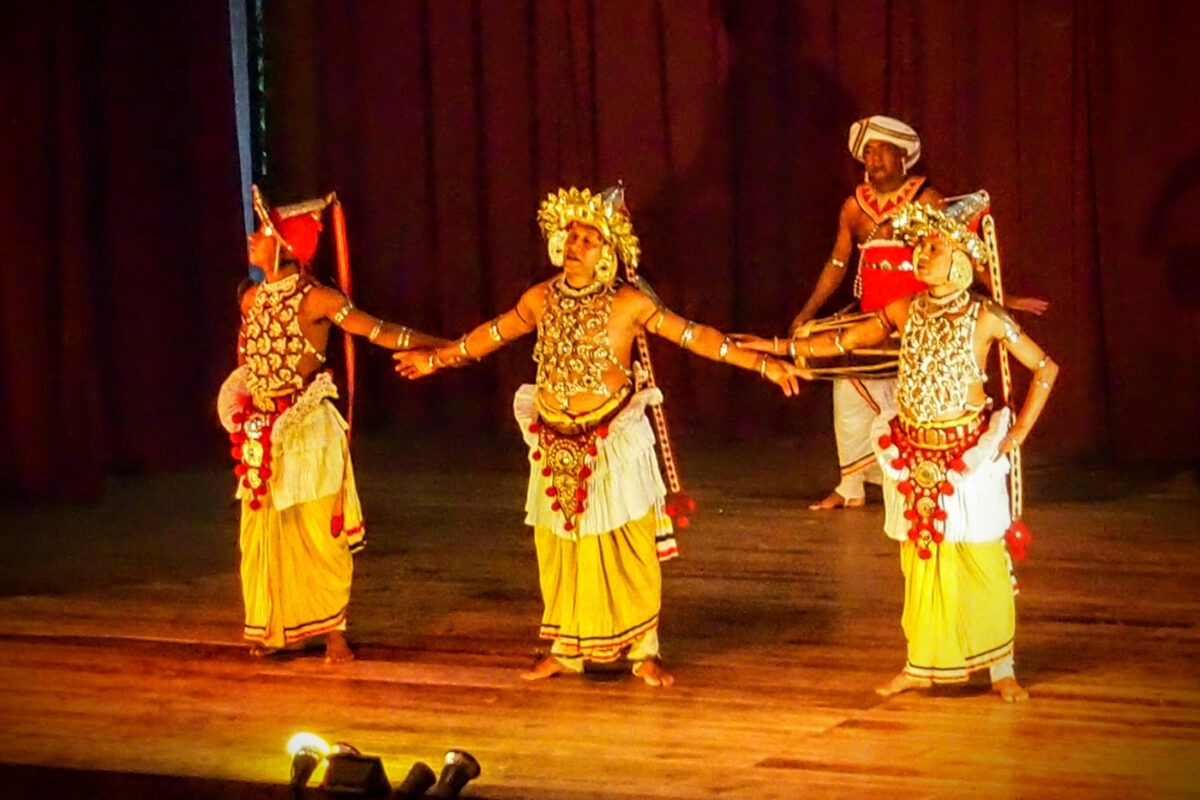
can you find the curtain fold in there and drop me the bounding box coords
[3,0,1194,501]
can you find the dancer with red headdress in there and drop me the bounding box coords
[218,187,444,662]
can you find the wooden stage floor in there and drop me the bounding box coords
[1,432,1198,799]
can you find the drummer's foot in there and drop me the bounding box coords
[809,491,865,510]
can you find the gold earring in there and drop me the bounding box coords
[547,230,567,267]
[949,250,973,290]
[596,245,617,284]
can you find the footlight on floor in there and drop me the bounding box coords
[285,734,390,798]
[287,732,331,794]
[428,750,481,798]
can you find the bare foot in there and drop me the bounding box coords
[875,671,932,697]
[520,655,564,681]
[248,644,276,658]
[992,677,1029,702]
[809,491,865,511]
[323,631,355,664]
[632,659,675,688]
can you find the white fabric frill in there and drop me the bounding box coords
[513,384,672,543]
[222,369,351,512]
[871,406,1013,544]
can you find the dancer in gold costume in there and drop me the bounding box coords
[744,196,1057,701]
[395,186,802,686]
[218,187,443,662]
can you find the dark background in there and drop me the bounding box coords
[3,0,1197,503]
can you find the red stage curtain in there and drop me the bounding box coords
[259,0,1198,463]
[1,1,244,501]
[2,0,1195,502]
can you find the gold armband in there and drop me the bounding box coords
[368,320,383,343]
[333,302,354,325]
[396,326,412,349]
[457,338,473,361]
[833,333,846,355]
[757,355,768,377]
[718,337,731,362]
[488,318,505,343]
[678,321,696,351]
[829,257,846,269]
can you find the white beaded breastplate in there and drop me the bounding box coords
[897,292,987,422]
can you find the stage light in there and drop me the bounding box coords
[429,750,481,798]
[287,732,331,793]
[320,744,390,797]
[393,761,437,800]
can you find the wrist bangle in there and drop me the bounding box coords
[773,336,780,355]
[788,340,797,360]
[396,326,412,349]
[718,337,731,362]
[807,340,815,357]
[457,338,471,360]
[758,355,767,378]
[368,320,383,343]
[833,333,846,355]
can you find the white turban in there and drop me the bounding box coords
[848,116,921,170]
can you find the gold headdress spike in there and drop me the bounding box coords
[536,184,641,284]
[892,191,990,273]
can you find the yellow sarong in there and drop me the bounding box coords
[534,509,662,667]
[238,394,363,649]
[900,539,1015,683]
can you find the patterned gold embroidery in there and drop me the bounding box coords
[897,293,987,422]
[533,277,631,408]
[244,274,320,409]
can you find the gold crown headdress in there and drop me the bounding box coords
[892,191,990,267]
[536,185,641,285]
[892,191,992,290]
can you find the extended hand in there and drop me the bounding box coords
[764,357,805,397]
[788,314,814,338]
[727,333,776,353]
[1008,295,1049,316]
[394,348,438,379]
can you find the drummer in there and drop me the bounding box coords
[788,116,942,510]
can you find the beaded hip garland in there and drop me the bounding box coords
[880,410,986,559]
[533,277,631,409]
[896,291,986,423]
[242,274,322,411]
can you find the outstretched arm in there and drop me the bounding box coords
[784,301,900,364]
[790,200,856,332]
[985,308,1059,456]
[394,286,541,378]
[640,296,802,396]
[313,286,447,350]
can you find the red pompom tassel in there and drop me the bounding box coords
[676,516,690,529]
[1005,519,1033,561]
[878,434,892,450]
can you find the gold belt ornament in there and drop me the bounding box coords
[882,410,987,559]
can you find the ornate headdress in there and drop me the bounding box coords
[892,191,991,289]
[536,185,641,285]
[251,185,341,269]
[848,115,922,170]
